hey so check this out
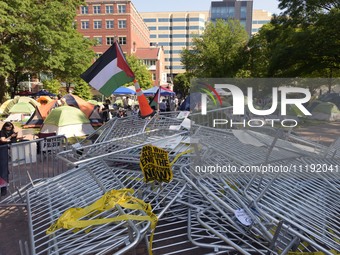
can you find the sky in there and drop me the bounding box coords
[132,0,281,14]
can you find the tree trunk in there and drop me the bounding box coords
[328,68,333,93]
[0,76,7,103]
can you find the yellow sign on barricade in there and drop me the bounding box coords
[140,145,173,183]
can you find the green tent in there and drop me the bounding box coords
[9,102,35,114]
[41,106,94,137]
[0,96,40,115]
[311,102,340,121]
[0,99,15,115]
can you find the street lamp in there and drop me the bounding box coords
[28,74,31,92]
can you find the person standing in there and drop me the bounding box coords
[101,99,111,123]
[0,122,17,196]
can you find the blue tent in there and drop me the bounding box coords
[112,86,136,95]
[179,93,202,111]
[143,86,175,96]
[32,90,56,97]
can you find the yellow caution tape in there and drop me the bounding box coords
[46,188,158,255]
[288,252,326,255]
[288,250,340,255]
[170,149,193,166]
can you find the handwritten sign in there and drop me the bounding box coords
[140,145,173,183]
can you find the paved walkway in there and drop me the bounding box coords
[294,121,340,146]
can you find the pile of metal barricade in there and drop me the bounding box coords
[1,109,339,255]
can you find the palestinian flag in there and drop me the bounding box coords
[81,41,135,97]
[150,87,161,108]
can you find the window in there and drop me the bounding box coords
[118,4,126,13]
[93,5,101,14]
[106,20,114,29]
[95,53,102,59]
[144,18,157,22]
[159,42,170,46]
[118,20,126,29]
[158,18,170,22]
[172,42,186,46]
[158,26,170,30]
[159,34,170,38]
[106,5,113,14]
[119,36,126,45]
[152,73,156,81]
[240,6,247,19]
[146,60,156,66]
[172,34,187,38]
[94,37,102,45]
[148,26,156,30]
[81,21,89,29]
[94,20,102,29]
[150,34,157,38]
[172,26,186,30]
[81,6,88,14]
[106,37,114,45]
[173,18,186,22]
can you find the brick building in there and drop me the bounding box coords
[75,0,150,56]
[134,46,168,87]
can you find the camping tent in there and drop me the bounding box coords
[62,94,102,126]
[40,106,95,138]
[311,102,340,121]
[113,86,136,95]
[4,102,35,122]
[143,86,175,96]
[179,93,202,111]
[36,96,53,104]
[0,99,15,115]
[24,100,58,128]
[32,90,56,97]
[9,102,35,114]
[319,93,340,108]
[1,97,40,115]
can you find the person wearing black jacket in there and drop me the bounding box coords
[0,122,17,145]
[0,122,16,196]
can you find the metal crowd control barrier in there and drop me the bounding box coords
[1,111,338,255]
[244,165,340,254]
[191,126,303,165]
[80,113,184,146]
[26,159,186,255]
[6,135,70,195]
[57,129,190,166]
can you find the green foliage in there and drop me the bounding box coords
[43,79,61,95]
[126,55,152,89]
[0,0,95,99]
[242,1,340,85]
[72,79,93,100]
[181,19,249,78]
[173,73,191,98]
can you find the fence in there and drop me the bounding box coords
[4,135,71,196]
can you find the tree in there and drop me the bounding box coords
[181,19,249,78]
[0,0,95,102]
[43,79,61,95]
[126,55,152,89]
[173,73,191,98]
[72,79,92,100]
[244,2,340,87]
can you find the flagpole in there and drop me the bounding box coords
[157,85,160,116]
